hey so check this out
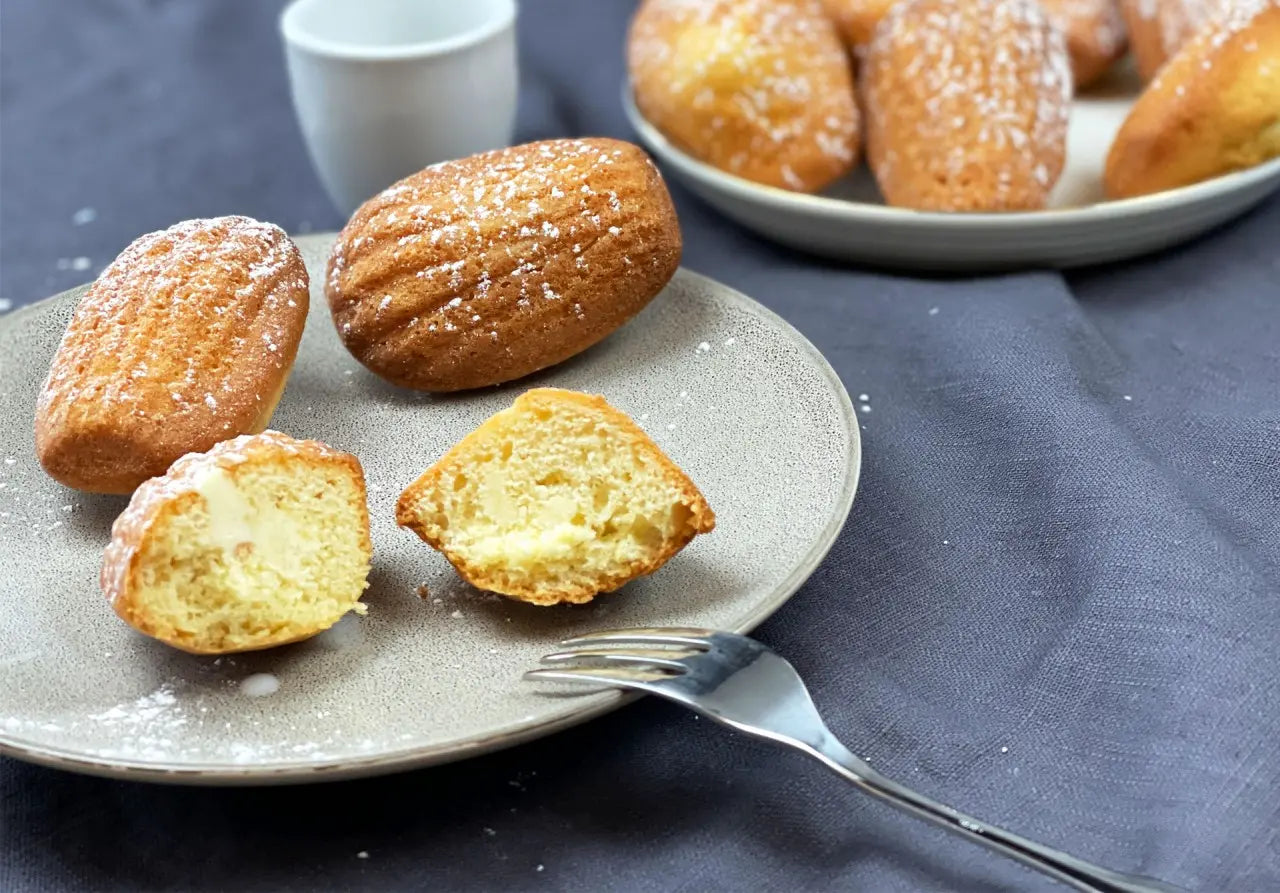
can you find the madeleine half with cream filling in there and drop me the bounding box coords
[396,389,714,606]
[101,431,371,654]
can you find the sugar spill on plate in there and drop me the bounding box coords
[0,233,859,784]
[622,67,1280,272]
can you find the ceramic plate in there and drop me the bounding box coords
[0,234,859,784]
[624,69,1280,271]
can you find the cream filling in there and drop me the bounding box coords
[467,466,602,565]
[192,465,304,578]
[465,523,597,566]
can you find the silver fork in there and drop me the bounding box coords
[525,627,1183,893]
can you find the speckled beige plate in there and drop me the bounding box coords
[0,233,859,785]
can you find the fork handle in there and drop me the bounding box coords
[807,738,1183,893]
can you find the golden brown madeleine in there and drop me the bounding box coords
[863,0,1072,211]
[35,217,309,494]
[1105,0,1280,198]
[628,0,859,192]
[325,138,681,392]
[1039,0,1128,87]
[1120,0,1228,81]
[820,0,901,47]
[102,431,371,655]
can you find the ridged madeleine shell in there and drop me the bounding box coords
[628,0,860,192]
[863,0,1073,211]
[35,216,309,494]
[325,138,682,392]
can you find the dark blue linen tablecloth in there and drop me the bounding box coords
[2,2,1278,890]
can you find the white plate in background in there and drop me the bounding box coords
[624,67,1280,272]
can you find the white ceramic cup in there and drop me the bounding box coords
[281,0,518,214]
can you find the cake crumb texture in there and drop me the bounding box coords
[396,389,714,606]
[102,431,372,654]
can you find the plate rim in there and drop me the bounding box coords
[0,255,861,785]
[621,85,1280,229]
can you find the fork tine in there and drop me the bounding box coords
[559,626,716,649]
[523,667,671,689]
[540,647,691,671]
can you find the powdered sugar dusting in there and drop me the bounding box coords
[1147,0,1276,90]
[1158,0,1222,53]
[326,138,680,389]
[0,679,419,765]
[82,685,185,759]
[1124,0,1233,72]
[863,0,1072,210]
[36,216,309,440]
[628,0,858,190]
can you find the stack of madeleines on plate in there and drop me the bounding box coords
[627,0,1280,208]
[36,137,715,655]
